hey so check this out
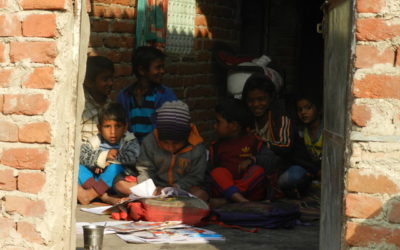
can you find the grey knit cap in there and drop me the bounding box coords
[156,100,191,141]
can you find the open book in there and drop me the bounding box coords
[116,226,225,244]
[101,179,195,214]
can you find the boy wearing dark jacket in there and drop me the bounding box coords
[136,101,208,201]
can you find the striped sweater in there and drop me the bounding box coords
[254,110,293,156]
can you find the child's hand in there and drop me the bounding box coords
[238,159,252,173]
[94,167,103,175]
[153,186,163,196]
[107,149,118,160]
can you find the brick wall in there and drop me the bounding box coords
[88,0,241,142]
[88,0,136,96]
[345,0,400,248]
[0,0,82,248]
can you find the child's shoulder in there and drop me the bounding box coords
[84,133,102,148]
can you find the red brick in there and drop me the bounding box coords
[1,148,48,170]
[3,94,49,115]
[351,104,371,127]
[345,193,382,219]
[356,18,400,41]
[95,0,133,5]
[104,36,133,48]
[19,122,51,143]
[396,48,400,67]
[10,41,57,63]
[124,7,136,19]
[109,6,123,18]
[92,5,107,17]
[346,222,391,246]
[111,21,134,33]
[22,14,57,38]
[89,35,104,47]
[194,27,211,38]
[0,169,16,191]
[120,50,132,62]
[92,5,124,18]
[0,42,4,62]
[91,19,109,32]
[0,69,12,87]
[0,217,15,239]
[5,196,45,217]
[356,0,385,13]
[17,172,45,194]
[23,67,55,89]
[17,221,44,244]
[0,121,18,142]
[114,64,132,76]
[20,0,65,10]
[347,169,399,194]
[355,45,394,68]
[0,15,21,37]
[388,201,400,223]
[353,74,400,99]
[195,15,208,27]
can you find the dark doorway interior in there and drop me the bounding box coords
[240,0,324,98]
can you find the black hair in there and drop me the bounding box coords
[98,102,127,125]
[215,98,253,131]
[85,56,114,83]
[241,72,276,104]
[295,93,322,112]
[132,46,166,77]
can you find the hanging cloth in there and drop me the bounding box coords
[136,0,168,50]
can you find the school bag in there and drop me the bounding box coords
[211,201,300,229]
[126,196,210,226]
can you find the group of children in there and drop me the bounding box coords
[77,46,323,207]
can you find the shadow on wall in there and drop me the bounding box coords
[345,194,400,248]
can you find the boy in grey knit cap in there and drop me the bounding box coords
[135,100,209,201]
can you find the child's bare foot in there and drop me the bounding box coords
[99,193,129,205]
[231,192,249,203]
[209,198,228,208]
[77,186,98,205]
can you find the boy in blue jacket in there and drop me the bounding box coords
[117,46,176,143]
[77,103,140,205]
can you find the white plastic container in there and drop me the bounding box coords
[226,55,283,98]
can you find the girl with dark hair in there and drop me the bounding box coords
[278,94,323,197]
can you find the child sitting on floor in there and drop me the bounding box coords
[209,98,269,207]
[135,100,208,202]
[279,94,323,197]
[117,46,177,143]
[81,56,114,142]
[77,103,140,205]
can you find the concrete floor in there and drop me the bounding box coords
[76,204,319,250]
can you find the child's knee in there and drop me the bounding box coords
[189,186,209,202]
[210,167,231,179]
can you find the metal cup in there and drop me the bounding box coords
[83,225,105,250]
